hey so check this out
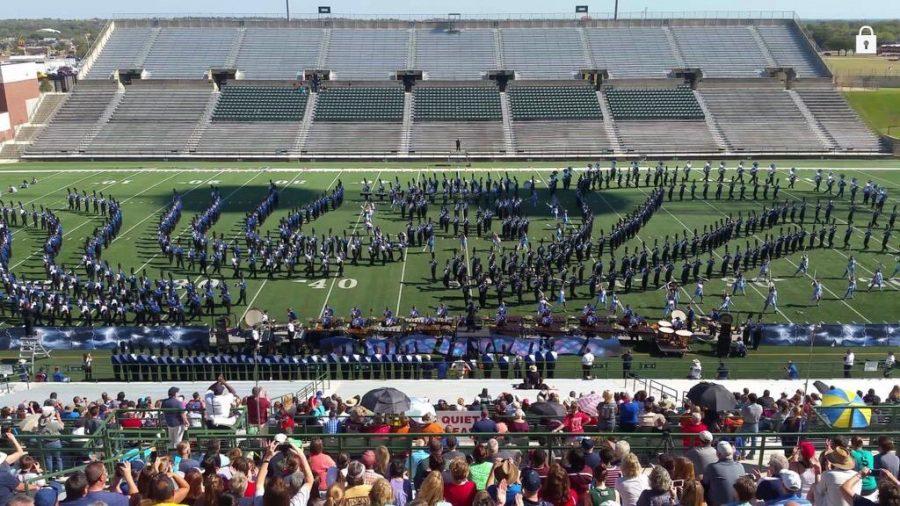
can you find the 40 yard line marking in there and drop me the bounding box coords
[319,169,381,317]
[395,169,422,313]
[239,170,337,322]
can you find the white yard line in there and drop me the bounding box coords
[137,171,261,274]
[8,169,153,269]
[1,166,900,174]
[395,169,422,313]
[694,196,873,324]
[592,190,706,317]
[319,170,382,317]
[237,170,316,322]
[111,169,227,245]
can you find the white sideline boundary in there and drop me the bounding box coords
[0,166,899,174]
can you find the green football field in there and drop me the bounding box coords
[0,159,895,380]
[0,159,896,328]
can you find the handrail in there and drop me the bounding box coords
[77,20,116,80]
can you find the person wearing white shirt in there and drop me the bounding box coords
[885,351,895,378]
[811,447,860,506]
[581,351,595,379]
[844,350,855,378]
[205,377,239,429]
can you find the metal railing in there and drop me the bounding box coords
[95,356,896,383]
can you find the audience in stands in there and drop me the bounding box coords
[0,379,897,506]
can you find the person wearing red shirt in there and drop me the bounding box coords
[119,411,143,429]
[243,387,270,434]
[680,412,708,448]
[554,405,591,435]
[444,458,477,506]
[307,438,336,492]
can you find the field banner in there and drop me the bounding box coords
[551,336,625,356]
[436,410,482,433]
[761,324,899,347]
[0,326,210,350]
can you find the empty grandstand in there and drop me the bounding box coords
[18,16,886,159]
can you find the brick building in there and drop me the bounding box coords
[0,62,41,142]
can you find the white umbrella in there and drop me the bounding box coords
[405,397,436,422]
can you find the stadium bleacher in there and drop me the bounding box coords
[23,17,886,159]
[415,29,497,80]
[500,28,590,79]
[755,24,829,78]
[604,85,705,120]
[508,83,602,121]
[794,86,885,152]
[233,28,323,80]
[27,81,121,154]
[670,26,771,78]
[140,27,240,79]
[212,84,308,122]
[409,84,506,154]
[322,28,410,80]
[314,86,404,122]
[586,27,680,78]
[88,81,213,154]
[698,85,827,152]
[82,27,155,79]
[413,85,501,121]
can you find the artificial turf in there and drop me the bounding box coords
[0,160,896,379]
[0,161,896,324]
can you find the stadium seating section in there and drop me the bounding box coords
[699,87,826,152]
[670,27,770,78]
[323,29,410,80]
[508,84,602,121]
[18,19,885,158]
[212,85,308,122]
[501,28,590,79]
[234,28,323,80]
[415,29,497,80]
[314,87,404,122]
[604,86,704,120]
[142,28,239,79]
[413,87,501,121]
[586,27,680,79]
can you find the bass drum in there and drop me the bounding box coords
[244,308,265,328]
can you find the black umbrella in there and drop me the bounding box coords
[528,401,566,419]
[360,387,411,414]
[686,382,736,412]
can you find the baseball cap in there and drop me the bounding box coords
[779,469,802,492]
[797,441,816,461]
[521,468,542,493]
[581,438,595,450]
[34,487,58,506]
[716,441,734,458]
[698,431,713,443]
[168,387,180,397]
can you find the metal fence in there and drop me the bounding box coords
[90,356,896,383]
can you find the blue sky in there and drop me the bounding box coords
[1,0,897,19]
